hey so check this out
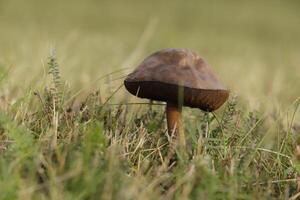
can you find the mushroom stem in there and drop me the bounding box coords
[166,102,185,148]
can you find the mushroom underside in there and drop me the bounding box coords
[124,80,229,111]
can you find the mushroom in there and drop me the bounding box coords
[124,48,229,138]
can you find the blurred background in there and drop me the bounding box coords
[0,0,299,111]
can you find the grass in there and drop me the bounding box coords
[0,0,300,199]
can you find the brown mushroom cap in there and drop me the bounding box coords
[124,48,229,111]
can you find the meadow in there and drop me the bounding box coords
[0,0,300,199]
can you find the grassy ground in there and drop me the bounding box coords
[0,0,300,199]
